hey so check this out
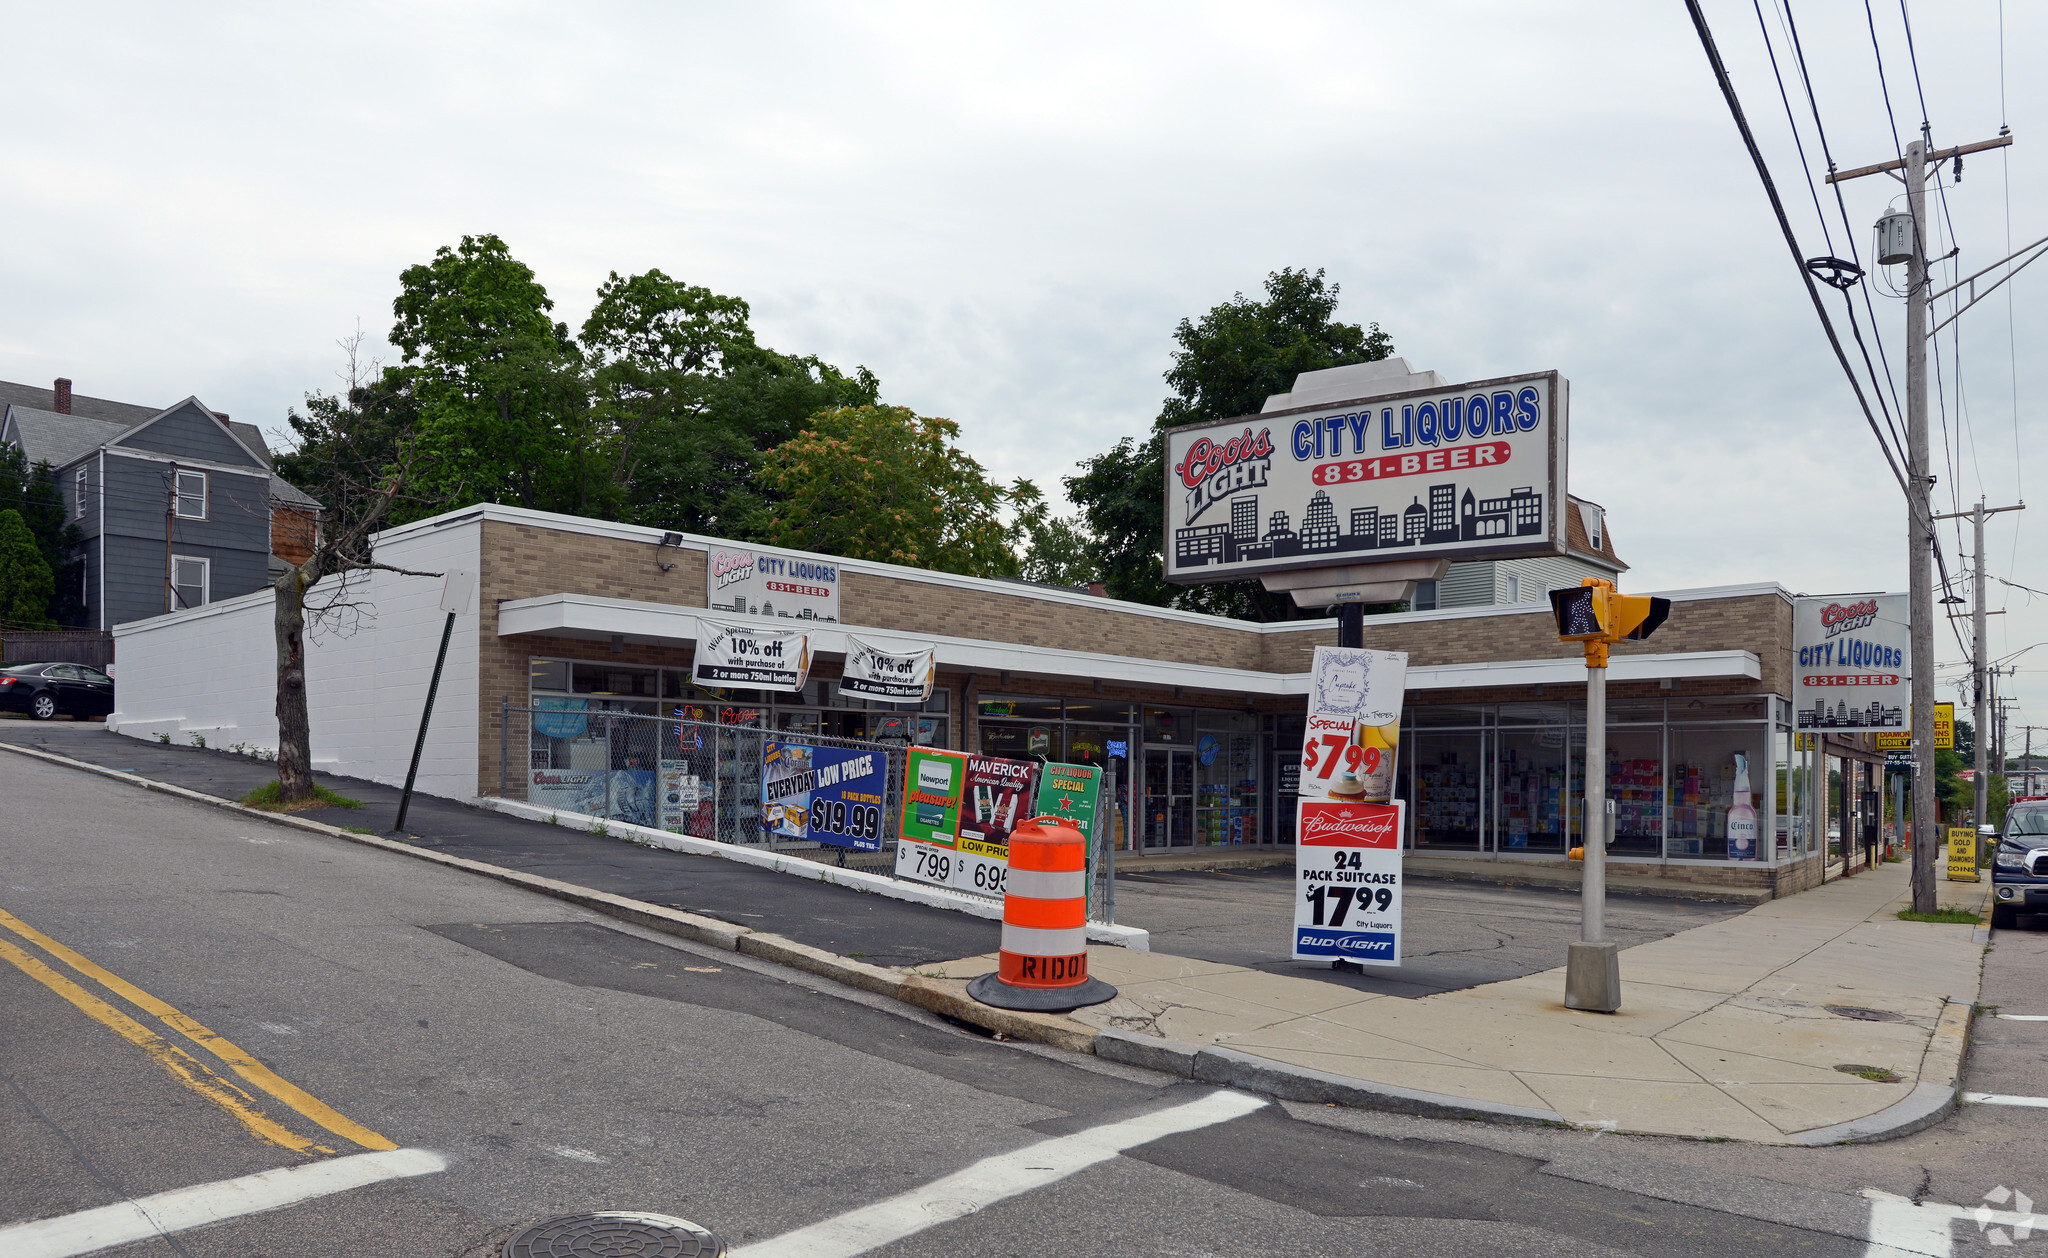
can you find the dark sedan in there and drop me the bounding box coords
[0,663,115,721]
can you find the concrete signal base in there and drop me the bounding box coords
[968,972,1118,1013]
[1564,941,1622,1013]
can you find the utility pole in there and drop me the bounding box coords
[1830,129,2016,912]
[1934,499,2025,830]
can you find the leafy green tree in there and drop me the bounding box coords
[1066,267,1393,619]
[582,269,878,537]
[753,405,1016,577]
[390,234,595,518]
[0,508,56,630]
[0,445,82,625]
[1009,481,1096,588]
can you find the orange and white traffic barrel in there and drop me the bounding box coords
[967,816,1118,1012]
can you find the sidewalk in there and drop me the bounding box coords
[919,861,1989,1144]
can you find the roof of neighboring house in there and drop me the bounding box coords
[0,379,159,428]
[0,380,321,512]
[1564,495,1627,571]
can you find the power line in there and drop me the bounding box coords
[1682,0,1910,503]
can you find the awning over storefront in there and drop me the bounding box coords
[498,592,1761,698]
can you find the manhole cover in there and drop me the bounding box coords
[503,1211,724,1257]
[1826,1005,1905,1023]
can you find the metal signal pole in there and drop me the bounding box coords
[1829,131,2015,912]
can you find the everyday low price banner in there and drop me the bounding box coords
[762,741,890,852]
[693,619,811,692]
[1292,799,1405,965]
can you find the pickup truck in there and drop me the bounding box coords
[1992,798,2048,930]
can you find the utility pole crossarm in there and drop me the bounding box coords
[1826,133,2014,184]
[1929,240,2048,339]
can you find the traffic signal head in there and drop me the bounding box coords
[1549,579,1671,644]
[1549,581,1612,641]
[1609,592,1671,642]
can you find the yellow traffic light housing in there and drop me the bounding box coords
[1550,578,1671,665]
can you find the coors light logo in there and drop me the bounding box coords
[1299,802,1399,848]
[1819,599,1879,638]
[1175,427,1273,524]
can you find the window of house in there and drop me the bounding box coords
[74,466,88,519]
[1411,580,1439,611]
[1506,573,1522,603]
[174,470,208,520]
[171,555,209,609]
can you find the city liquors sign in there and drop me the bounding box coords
[1163,370,1567,583]
[1793,594,1909,732]
[706,547,841,622]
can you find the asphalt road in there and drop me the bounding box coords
[1110,865,1748,997]
[2,746,2044,1256]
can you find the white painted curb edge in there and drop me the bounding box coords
[474,796,1150,950]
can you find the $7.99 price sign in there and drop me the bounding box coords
[1293,799,1403,966]
[1301,733,1387,783]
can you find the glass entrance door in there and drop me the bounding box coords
[1143,747,1194,848]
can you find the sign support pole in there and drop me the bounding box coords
[392,610,455,836]
[1566,639,1621,1012]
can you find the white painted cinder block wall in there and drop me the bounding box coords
[109,519,483,801]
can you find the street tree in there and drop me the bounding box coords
[268,339,439,806]
[390,234,594,520]
[582,269,879,537]
[0,508,56,629]
[753,405,1016,577]
[1010,481,1096,588]
[1066,267,1393,618]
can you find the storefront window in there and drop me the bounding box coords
[1194,713,1259,846]
[1667,725,1768,860]
[1144,706,1194,745]
[979,696,1061,721]
[1412,729,1485,850]
[1602,725,1664,857]
[1496,704,1571,854]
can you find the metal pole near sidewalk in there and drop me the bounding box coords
[1566,640,1620,1012]
[393,611,456,835]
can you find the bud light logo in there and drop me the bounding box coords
[1174,427,1273,525]
[1294,929,1397,959]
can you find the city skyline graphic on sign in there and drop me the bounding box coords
[1173,482,1544,570]
[1796,698,1906,730]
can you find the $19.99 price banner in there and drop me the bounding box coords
[1292,799,1404,966]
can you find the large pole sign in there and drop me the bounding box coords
[1293,645,1409,966]
[1162,371,1567,584]
[1794,595,1910,732]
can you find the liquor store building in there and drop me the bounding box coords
[108,503,1825,897]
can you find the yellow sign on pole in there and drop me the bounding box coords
[1946,825,1979,882]
[1875,702,1955,751]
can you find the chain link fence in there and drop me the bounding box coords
[498,701,1119,920]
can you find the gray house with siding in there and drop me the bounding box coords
[1,378,319,630]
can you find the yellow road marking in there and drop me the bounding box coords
[0,934,321,1154]
[0,907,396,1153]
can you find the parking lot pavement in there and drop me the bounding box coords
[1111,864,1747,997]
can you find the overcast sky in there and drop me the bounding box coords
[3,2,2042,743]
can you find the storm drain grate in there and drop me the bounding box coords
[503,1211,724,1257]
[1826,1005,1905,1023]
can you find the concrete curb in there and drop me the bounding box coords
[895,976,1101,1054]
[1790,999,1975,1145]
[476,796,1151,951]
[1092,1030,1567,1124]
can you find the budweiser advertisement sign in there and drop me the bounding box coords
[1293,799,1405,966]
[1298,801,1400,848]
